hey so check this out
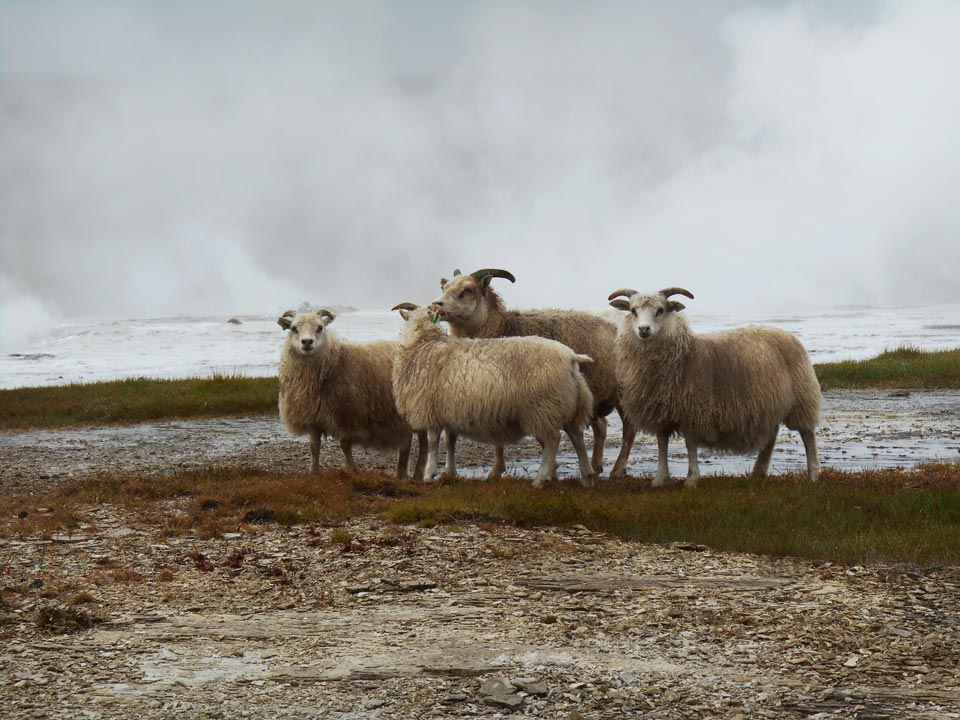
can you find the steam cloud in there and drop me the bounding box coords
[2,0,959,347]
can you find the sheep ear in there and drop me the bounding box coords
[277,311,295,330]
[440,277,448,289]
[453,268,462,276]
[668,301,686,313]
[399,309,410,321]
[609,299,631,312]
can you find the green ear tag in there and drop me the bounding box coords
[430,313,438,324]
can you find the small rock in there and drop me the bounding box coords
[442,694,468,704]
[483,694,524,709]
[514,680,548,696]
[479,677,515,696]
[843,654,860,667]
[227,318,243,325]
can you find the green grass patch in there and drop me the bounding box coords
[815,346,960,390]
[1,347,958,431]
[0,374,278,430]
[5,464,960,566]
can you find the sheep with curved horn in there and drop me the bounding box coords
[609,287,821,486]
[433,267,638,481]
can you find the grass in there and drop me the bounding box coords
[4,464,960,566]
[1,347,958,431]
[815,346,960,390]
[0,374,278,430]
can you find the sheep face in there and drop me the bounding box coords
[432,268,515,331]
[278,311,334,356]
[610,293,686,341]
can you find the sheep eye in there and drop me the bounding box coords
[460,289,472,298]
[291,327,299,334]
[656,308,664,317]
[631,309,637,317]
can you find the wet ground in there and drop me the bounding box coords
[2,390,959,494]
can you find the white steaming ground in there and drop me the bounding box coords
[1,0,959,348]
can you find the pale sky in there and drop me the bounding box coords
[2,0,959,342]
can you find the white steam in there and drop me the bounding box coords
[1,1,958,320]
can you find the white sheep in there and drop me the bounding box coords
[432,268,638,480]
[390,303,596,487]
[609,287,821,485]
[277,309,425,478]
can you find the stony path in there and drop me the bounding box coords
[2,514,959,719]
[2,390,960,494]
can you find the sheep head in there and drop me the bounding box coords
[391,302,447,345]
[608,287,693,341]
[433,267,515,328]
[280,309,336,355]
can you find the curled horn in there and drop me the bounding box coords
[471,268,516,283]
[277,309,296,330]
[317,308,336,320]
[391,302,419,312]
[659,287,694,300]
[607,288,638,301]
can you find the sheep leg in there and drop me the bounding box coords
[487,443,506,482]
[309,429,322,475]
[653,431,671,487]
[423,428,442,482]
[339,438,356,473]
[684,435,700,487]
[590,416,607,476]
[410,431,428,482]
[799,427,821,482]
[565,422,594,488]
[395,434,412,480]
[440,431,458,481]
[610,409,637,480]
[752,430,779,479]
[533,431,560,489]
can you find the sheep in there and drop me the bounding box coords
[432,268,638,480]
[390,302,596,488]
[608,287,821,486]
[277,309,425,479]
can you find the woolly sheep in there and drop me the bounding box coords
[277,309,425,479]
[432,268,638,480]
[390,303,596,488]
[608,287,821,485]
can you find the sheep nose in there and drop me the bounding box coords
[638,326,651,338]
[301,338,314,349]
[434,299,445,308]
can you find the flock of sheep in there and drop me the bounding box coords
[277,268,821,487]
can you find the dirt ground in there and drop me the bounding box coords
[2,389,960,719]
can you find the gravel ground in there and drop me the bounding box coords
[2,389,960,495]
[2,515,959,719]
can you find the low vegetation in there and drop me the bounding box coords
[1,347,957,431]
[4,464,959,566]
[815,346,960,390]
[0,374,278,430]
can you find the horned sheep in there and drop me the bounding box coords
[432,268,638,480]
[390,303,596,487]
[277,309,425,479]
[608,287,821,485]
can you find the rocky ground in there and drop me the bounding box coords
[2,389,960,718]
[3,511,960,720]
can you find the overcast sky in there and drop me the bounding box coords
[2,0,959,343]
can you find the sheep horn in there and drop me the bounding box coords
[607,289,638,301]
[391,302,419,312]
[317,309,335,320]
[471,268,516,283]
[659,287,695,300]
[277,310,296,330]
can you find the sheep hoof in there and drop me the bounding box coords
[532,477,546,489]
[652,475,669,488]
[684,474,700,487]
[579,474,594,489]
